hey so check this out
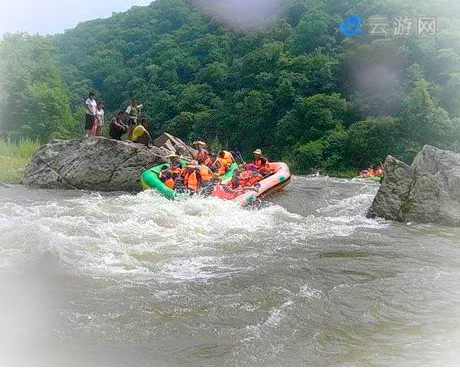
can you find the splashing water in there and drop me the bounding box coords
[1,177,460,366]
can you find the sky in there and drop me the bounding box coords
[0,0,154,37]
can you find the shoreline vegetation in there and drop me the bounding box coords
[0,139,41,184]
[1,0,459,177]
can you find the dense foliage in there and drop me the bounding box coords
[1,0,460,174]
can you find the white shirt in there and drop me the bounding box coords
[95,108,104,126]
[125,104,143,114]
[85,98,97,116]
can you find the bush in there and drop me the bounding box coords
[0,138,41,158]
[293,140,325,173]
[0,139,41,183]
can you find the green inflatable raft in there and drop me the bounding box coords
[354,175,382,182]
[140,160,238,199]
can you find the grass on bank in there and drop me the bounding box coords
[0,139,41,184]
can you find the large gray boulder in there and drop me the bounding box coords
[21,133,194,192]
[367,145,460,226]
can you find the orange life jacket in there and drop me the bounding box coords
[184,170,199,191]
[197,165,211,182]
[239,171,251,188]
[159,169,175,189]
[212,158,227,175]
[203,157,213,167]
[196,149,208,162]
[221,151,234,166]
[254,158,263,167]
[254,156,270,169]
[247,174,262,186]
[164,178,174,189]
[211,184,238,200]
[171,166,182,176]
[259,163,272,175]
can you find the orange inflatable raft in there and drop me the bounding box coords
[212,162,291,206]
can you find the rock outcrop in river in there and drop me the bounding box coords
[367,145,460,226]
[21,133,196,192]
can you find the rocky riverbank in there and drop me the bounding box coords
[367,145,460,226]
[21,133,195,192]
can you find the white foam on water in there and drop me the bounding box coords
[0,187,387,283]
[243,299,294,342]
[0,191,273,278]
[298,284,323,299]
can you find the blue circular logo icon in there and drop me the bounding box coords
[340,15,364,37]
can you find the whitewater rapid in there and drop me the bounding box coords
[1,177,459,366]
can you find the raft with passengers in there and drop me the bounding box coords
[354,166,383,182]
[140,141,291,206]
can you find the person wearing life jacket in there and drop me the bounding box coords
[192,140,210,164]
[248,171,263,186]
[253,149,270,170]
[240,163,264,187]
[196,162,212,188]
[210,174,239,200]
[230,164,245,189]
[167,152,183,177]
[158,166,175,189]
[218,150,235,166]
[164,152,184,188]
[239,169,261,188]
[211,173,260,200]
[183,164,201,192]
[206,152,217,168]
[211,154,228,175]
[238,169,251,188]
[258,157,272,176]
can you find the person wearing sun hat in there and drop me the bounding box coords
[252,148,269,170]
[167,151,179,162]
[167,151,183,177]
[192,140,210,166]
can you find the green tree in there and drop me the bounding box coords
[345,116,406,168]
[276,93,351,146]
[402,79,453,149]
[0,33,73,141]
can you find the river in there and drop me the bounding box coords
[1,176,460,366]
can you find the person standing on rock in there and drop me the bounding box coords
[84,92,97,138]
[92,100,105,136]
[125,99,143,140]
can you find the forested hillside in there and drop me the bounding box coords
[1,0,460,174]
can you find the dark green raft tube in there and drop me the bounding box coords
[140,160,238,199]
